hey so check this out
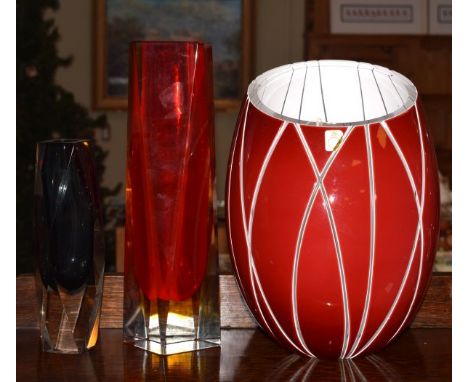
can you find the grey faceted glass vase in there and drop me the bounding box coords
[34,139,105,354]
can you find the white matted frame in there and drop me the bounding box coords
[428,0,451,35]
[330,0,428,35]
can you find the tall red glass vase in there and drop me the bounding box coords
[124,42,220,355]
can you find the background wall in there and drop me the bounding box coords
[53,0,306,210]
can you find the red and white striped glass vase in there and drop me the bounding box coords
[226,60,439,359]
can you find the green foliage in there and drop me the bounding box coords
[17,0,121,273]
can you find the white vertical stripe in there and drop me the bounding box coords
[374,70,402,114]
[298,65,308,121]
[359,68,387,121]
[350,120,422,358]
[372,68,388,115]
[283,67,308,118]
[239,110,311,356]
[384,105,427,345]
[300,62,327,123]
[389,75,405,106]
[344,124,376,357]
[281,68,295,115]
[357,64,366,121]
[317,61,328,122]
[261,67,294,115]
[293,123,352,358]
[320,62,363,124]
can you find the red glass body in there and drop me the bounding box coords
[226,98,439,359]
[125,42,215,302]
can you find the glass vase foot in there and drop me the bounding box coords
[134,338,220,356]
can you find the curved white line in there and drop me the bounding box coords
[238,103,271,332]
[290,140,352,354]
[350,121,422,358]
[384,105,426,345]
[242,121,314,357]
[291,124,354,357]
[293,123,352,358]
[292,185,321,355]
[345,124,376,357]
[239,102,250,250]
[239,115,309,355]
[321,183,351,359]
[380,121,422,215]
[227,103,248,300]
[351,226,421,358]
[239,102,277,339]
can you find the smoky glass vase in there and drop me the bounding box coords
[34,139,105,354]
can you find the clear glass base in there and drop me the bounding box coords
[124,226,221,355]
[37,271,103,354]
[134,338,220,355]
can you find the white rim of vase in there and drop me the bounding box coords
[247,60,418,127]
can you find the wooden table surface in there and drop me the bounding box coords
[17,328,450,381]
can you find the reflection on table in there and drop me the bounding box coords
[17,328,451,381]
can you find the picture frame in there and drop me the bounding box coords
[428,0,451,35]
[329,0,427,35]
[93,0,254,111]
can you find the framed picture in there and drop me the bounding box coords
[428,0,451,35]
[330,0,427,35]
[94,0,254,111]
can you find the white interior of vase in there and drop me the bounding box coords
[248,60,418,126]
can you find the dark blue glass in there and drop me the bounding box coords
[34,139,104,292]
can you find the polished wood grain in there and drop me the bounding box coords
[412,273,452,328]
[16,273,451,330]
[16,328,451,381]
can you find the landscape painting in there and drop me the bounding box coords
[95,0,251,109]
